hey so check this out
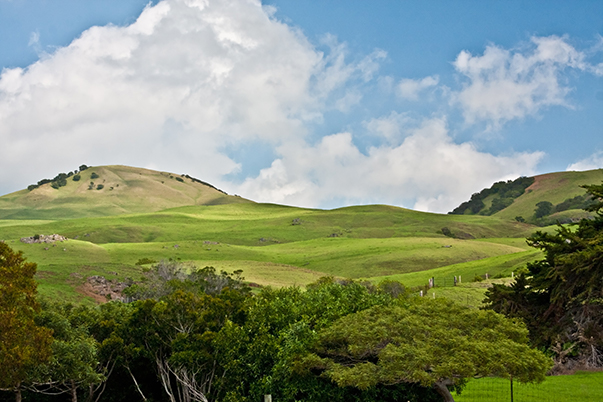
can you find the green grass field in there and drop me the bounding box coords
[453,371,603,402]
[0,165,559,304]
[0,198,544,304]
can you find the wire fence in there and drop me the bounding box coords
[452,375,596,402]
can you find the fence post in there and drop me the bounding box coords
[510,376,513,402]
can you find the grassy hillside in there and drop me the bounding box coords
[6,165,586,305]
[450,169,603,223]
[494,169,603,221]
[0,201,538,304]
[0,165,251,219]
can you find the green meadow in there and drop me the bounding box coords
[0,164,572,304]
[454,371,603,402]
[0,199,539,304]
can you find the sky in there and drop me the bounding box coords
[1,0,603,213]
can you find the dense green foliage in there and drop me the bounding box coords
[0,243,53,401]
[450,177,534,216]
[298,298,551,402]
[485,182,603,372]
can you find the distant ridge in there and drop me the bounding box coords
[0,165,252,220]
[449,169,603,225]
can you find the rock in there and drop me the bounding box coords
[86,275,130,302]
[20,234,67,244]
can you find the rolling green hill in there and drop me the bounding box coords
[2,165,591,305]
[0,200,536,304]
[0,165,252,219]
[450,169,603,224]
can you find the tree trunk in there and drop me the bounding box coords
[71,380,78,402]
[434,379,455,402]
[15,387,22,402]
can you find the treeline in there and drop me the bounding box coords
[0,245,552,402]
[449,176,534,215]
[27,165,89,191]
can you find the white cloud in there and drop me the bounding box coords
[397,75,439,100]
[0,0,383,195]
[452,35,589,129]
[567,151,603,171]
[236,117,544,212]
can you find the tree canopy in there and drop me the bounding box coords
[298,298,551,402]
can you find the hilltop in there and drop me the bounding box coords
[449,169,603,224]
[0,165,252,219]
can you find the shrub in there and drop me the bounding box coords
[72,174,81,182]
[441,227,454,238]
[175,177,184,182]
[135,257,157,266]
[79,165,89,171]
[90,172,99,179]
[27,184,38,191]
[96,184,104,190]
[534,201,553,219]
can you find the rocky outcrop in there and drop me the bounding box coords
[20,234,67,244]
[86,275,130,302]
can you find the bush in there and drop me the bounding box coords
[534,201,553,219]
[90,172,99,179]
[135,257,157,266]
[27,184,38,191]
[175,177,184,182]
[72,174,81,182]
[79,165,89,171]
[441,227,454,238]
[96,184,104,190]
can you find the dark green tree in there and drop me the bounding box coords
[534,201,553,219]
[486,182,603,370]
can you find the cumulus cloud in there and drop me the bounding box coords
[0,0,381,195]
[397,75,439,100]
[236,117,544,212]
[452,35,589,129]
[567,151,603,171]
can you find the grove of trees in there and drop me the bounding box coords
[0,246,553,402]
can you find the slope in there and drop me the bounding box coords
[450,169,603,224]
[0,165,252,220]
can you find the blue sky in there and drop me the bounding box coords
[1,0,602,212]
